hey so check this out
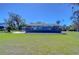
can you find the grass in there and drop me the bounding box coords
[0,32,79,55]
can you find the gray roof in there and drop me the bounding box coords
[28,22,49,26]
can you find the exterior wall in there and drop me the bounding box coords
[0,23,6,30]
[0,26,4,30]
[23,26,62,33]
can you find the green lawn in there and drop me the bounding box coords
[0,32,79,55]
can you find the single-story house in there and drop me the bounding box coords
[22,23,62,33]
[0,23,6,30]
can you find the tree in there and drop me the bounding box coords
[5,12,26,30]
[56,20,61,25]
[72,3,79,6]
[62,25,67,31]
[68,24,76,31]
[71,3,79,31]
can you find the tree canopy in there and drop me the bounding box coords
[5,12,26,30]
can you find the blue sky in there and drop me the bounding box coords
[0,3,73,25]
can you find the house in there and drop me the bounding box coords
[0,23,6,30]
[22,22,62,33]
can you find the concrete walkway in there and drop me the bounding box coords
[12,31,25,34]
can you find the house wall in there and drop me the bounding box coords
[23,26,62,33]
